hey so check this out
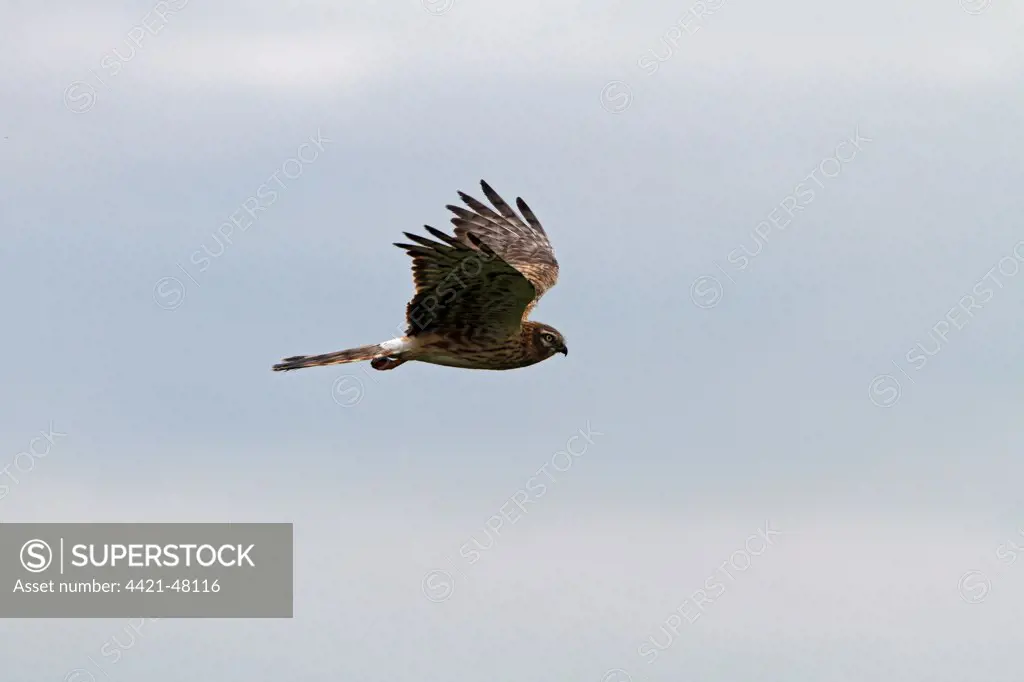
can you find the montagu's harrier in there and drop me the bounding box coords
[272,180,565,372]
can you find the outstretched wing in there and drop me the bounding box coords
[446,180,559,317]
[394,227,538,339]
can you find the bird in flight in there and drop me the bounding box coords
[272,180,566,373]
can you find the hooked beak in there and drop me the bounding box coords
[560,346,568,356]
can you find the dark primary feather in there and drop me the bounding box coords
[446,180,559,298]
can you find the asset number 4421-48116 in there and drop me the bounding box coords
[124,578,221,593]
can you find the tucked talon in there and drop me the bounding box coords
[371,356,406,371]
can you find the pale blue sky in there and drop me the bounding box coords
[2,0,1024,680]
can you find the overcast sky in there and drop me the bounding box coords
[2,0,1024,679]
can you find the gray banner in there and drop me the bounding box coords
[0,523,292,617]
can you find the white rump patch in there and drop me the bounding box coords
[379,338,408,354]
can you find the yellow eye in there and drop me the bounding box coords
[542,333,555,343]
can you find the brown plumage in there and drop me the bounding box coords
[272,180,566,373]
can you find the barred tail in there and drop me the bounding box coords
[272,343,384,372]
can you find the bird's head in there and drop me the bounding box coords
[531,323,568,359]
